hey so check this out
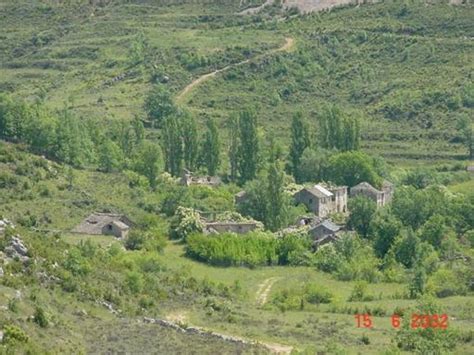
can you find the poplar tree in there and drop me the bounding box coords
[162,115,183,176]
[201,118,220,175]
[228,114,239,182]
[237,109,259,184]
[133,141,162,189]
[182,111,199,171]
[266,162,287,231]
[289,111,310,182]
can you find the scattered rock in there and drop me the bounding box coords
[4,236,29,262]
[75,309,88,317]
[0,330,3,343]
[0,266,3,278]
[99,300,120,315]
[0,218,14,235]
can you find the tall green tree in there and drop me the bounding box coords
[370,210,402,258]
[228,114,240,182]
[266,162,288,231]
[298,147,333,183]
[237,109,259,184]
[288,112,310,182]
[181,111,199,171]
[133,141,163,189]
[144,85,176,128]
[327,151,381,187]
[347,196,377,238]
[98,138,123,172]
[54,107,94,167]
[319,105,360,151]
[161,115,183,176]
[342,116,360,151]
[201,118,220,176]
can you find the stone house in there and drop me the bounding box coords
[72,212,132,239]
[293,184,348,218]
[308,219,343,249]
[308,219,342,240]
[180,169,222,187]
[350,180,394,207]
[204,222,258,235]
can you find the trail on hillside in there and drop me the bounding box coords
[159,310,293,354]
[176,37,294,103]
[238,0,275,15]
[255,277,280,306]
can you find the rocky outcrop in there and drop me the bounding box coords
[0,219,14,235]
[4,236,30,263]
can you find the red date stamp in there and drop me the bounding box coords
[355,313,449,329]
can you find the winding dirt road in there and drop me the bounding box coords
[176,37,294,103]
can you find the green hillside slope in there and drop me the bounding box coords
[1,0,472,165]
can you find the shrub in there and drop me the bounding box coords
[169,206,204,240]
[186,232,278,267]
[2,325,29,344]
[125,230,147,250]
[304,284,333,304]
[426,268,467,298]
[348,281,374,302]
[33,306,49,328]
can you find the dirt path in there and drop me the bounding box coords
[176,37,294,103]
[255,277,280,306]
[160,310,293,354]
[238,0,275,15]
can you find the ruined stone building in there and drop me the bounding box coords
[180,169,222,187]
[293,183,348,218]
[72,212,132,239]
[349,181,394,207]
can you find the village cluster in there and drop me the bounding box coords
[71,168,394,249]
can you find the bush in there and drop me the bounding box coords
[169,206,204,240]
[186,232,278,267]
[426,268,467,298]
[33,306,49,328]
[348,281,374,302]
[2,325,29,344]
[304,284,333,304]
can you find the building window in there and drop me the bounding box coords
[309,198,313,204]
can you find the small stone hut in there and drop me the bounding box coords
[72,212,132,239]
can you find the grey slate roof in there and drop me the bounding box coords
[72,212,131,235]
[351,182,380,194]
[319,220,341,232]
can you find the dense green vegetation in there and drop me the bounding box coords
[0,0,473,353]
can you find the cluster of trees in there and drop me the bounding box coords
[144,86,221,177]
[186,231,312,267]
[345,185,473,296]
[0,94,168,188]
[287,107,360,183]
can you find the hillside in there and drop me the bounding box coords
[0,0,472,164]
[0,0,473,354]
